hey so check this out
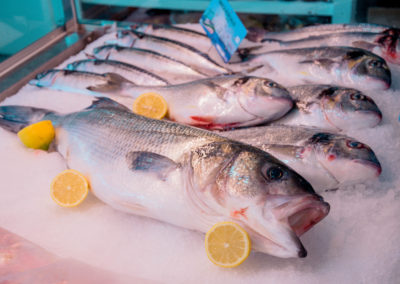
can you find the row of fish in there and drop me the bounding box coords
[1,22,393,259]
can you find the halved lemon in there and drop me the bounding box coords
[50,169,89,208]
[205,221,251,268]
[17,120,55,150]
[132,92,168,119]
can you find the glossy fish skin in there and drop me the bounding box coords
[274,85,382,131]
[67,59,169,86]
[131,23,212,54]
[222,125,382,191]
[92,45,206,84]
[106,30,230,76]
[29,70,294,130]
[0,99,330,258]
[238,46,391,91]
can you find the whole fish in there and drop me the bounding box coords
[92,45,206,84]
[222,125,382,191]
[0,98,330,258]
[66,59,169,86]
[105,30,230,75]
[273,85,382,131]
[248,23,399,42]
[242,31,400,65]
[130,23,212,54]
[235,46,391,90]
[29,70,294,130]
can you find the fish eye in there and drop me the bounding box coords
[368,60,382,68]
[346,140,364,149]
[263,166,284,181]
[350,93,364,100]
[264,81,277,88]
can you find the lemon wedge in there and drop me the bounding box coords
[17,120,55,150]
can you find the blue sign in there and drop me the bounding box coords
[200,0,247,62]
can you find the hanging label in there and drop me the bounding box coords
[200,0,247,62]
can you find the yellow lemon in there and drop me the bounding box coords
[132,92,168,119]
[205,221,251,268]
[50,169,89,208]
[17,120,55,150]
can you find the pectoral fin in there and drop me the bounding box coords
[299,59,336,70]
[126,151,179,181]
[352,41,377,51]
[87,73,135,92]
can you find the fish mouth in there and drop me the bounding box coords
[353,159,382,177]
[354,109,382,126]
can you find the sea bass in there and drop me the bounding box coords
[222,125,382,191]
[0,98,330,258]
[105,30,230,75]
[67,59,169,86]
[29,70,293,130]
[130,23,212,54]
[235,46,391,90]
[92,45,206,84]
[273,85,382,131]
[243,31,400,65]
[248,23,399,42]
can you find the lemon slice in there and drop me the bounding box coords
[205,221,251,268]
[50,169,89,208]
[17,120,55,150]
[132,92,168,119]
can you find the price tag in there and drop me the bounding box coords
[200,0,247,62]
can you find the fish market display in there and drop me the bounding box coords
[273,85,382,131]
[222,125,381,191]
[235,46,391,90]
[92,45,206,84]
[105,30,230,75]
[241,31,400,65]
[249,23,399,42]
[0,99,330,258]
[130,23,212,54]
[67,59,169,86]
[30,70,294,130]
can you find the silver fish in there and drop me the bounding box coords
[29,70,294,130]
[251,23,398,42]
[0,98,330,258]
[66,59,169,86]
[222,125,382,191]
[242,31,400,65]
[236,46,391,90]
[105,30,230,75]
[273,85,382,131]
[92,45,206,84]
[131,23,212,54]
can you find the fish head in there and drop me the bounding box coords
[319,87,382,130]
[345,50,391,90]
[105,30,135,47]
[191,142,329,258]
[29,70,60,87]
[309,133,382,185]
[233,76,293,121]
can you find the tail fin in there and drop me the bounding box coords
[0,105,52,133]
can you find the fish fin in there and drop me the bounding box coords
[0,106,53,133]
[105,72,136,85]
[85,97,130,111]
[201,81,228,100]
[352,40,378,51]
[229,47,257,63]
[299,59,336,70]
[126,151,179,181]
[296,100,313,114]
[87,73,135,92]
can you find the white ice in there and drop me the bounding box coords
[0,25,400,283]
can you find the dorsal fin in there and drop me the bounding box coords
[85,97,130,111]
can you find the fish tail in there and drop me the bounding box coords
[0,105,53,133]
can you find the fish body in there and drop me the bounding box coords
[66,59,169,86]
[0,99,330,258]
[106,30,230,75]
[92,45,206,84]
[29,70,294,130]
[237,46,391,90]
[243,31,400,65]
[273,85,382,131]
[131,23,212,54]
[222,125,381,191]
